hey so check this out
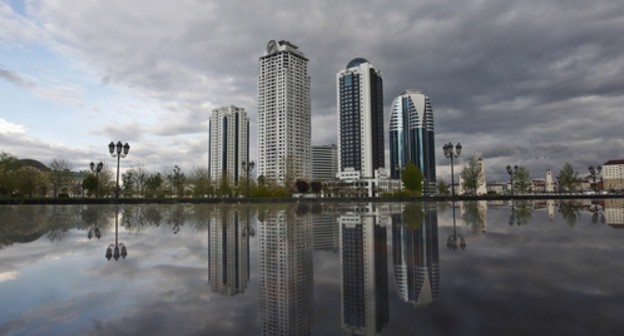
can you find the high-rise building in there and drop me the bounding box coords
[258,206,313,335]
[257,40,311,186]
[336,58,384,180]
[209,105,249,186]
[339,212,389,334]
[208,206,250,296]
[312,144,338,180]
[392,203,439,307]
[389,90,436,194]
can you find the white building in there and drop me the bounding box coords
[209,105,249,186]
[603,160,624,191]
[545,170,555,192]
[336,58,384,183]
[257,40,311,186]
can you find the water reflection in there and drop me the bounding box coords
[604,199,624,228]
[508,200,532,226]
[393,202,439,308]
[339,204,389,335]
[105,207,128,261]
[257,205,313,336]
[208,205,250,296]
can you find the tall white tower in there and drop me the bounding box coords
[209,105,249,186]
[257,40,311,186]
[545,170,555,192]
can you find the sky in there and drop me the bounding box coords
[1,0,624,182]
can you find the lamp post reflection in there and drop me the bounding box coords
[106,207,128,261]
[447,202,466,250]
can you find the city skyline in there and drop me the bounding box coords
[2,1,624,182]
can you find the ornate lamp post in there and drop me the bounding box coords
[89,161,104,197]
[109,141,130,199]
[443,143,462,198]
[588,165,602,193]
[105,208,128,261]
[443,142,464,250]
[242,160,255,197]
[506,165,519,196]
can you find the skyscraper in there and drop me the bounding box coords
[312,144,338,180]
[336,58,384,179]
[257,40,311,186]
[389,90,436,194]
[209,105,249,186]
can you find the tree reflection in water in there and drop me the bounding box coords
[559,200,583,227]
[509,200,532,226]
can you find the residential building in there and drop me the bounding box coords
[257,40,311,186]
[208,206,249,296]
[389,90,436,195]
[603,160,624,191]
[312,144,338,181]
[339,211,389,335]
[336,58,384,181]
[209,105,249,186]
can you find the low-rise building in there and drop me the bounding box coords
[603,160,624,191]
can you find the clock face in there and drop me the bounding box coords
[267,40,277,53]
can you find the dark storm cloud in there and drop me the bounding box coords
[23,0,624,180]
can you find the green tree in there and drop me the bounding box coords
[460,155,480,195]
[145,172,164,198]
[82,175,99,197]
[167,166,186,197]
[401,162,423,195]
[558,162,578,192]
[122,170,135,197]
[514,166,532,193]
[0,152,20,197]
[190,167,212,197]
[49,158,73,197]
[437,180,450,195]
[127,165,148,197]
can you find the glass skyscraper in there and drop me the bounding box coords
[389,90,436,194]
[336,58,384,179]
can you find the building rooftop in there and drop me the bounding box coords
[604,160,624,165]
[346,57,369,68]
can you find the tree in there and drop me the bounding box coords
[167,166,186,197]
[128,165,148,197]
[121,170,135,197]
[401,162,423,195]
[310,181,322,195]
[82,175,99,197]
[295,179,310,194]
[558,162,578,192]
[460,155,481,195]
[145,172,164,198]
[437,180,450,195]
[49,158,73,197]
[514,166,532,193]
[0,152,20,197]
[189,167,212,197]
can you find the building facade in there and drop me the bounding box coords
[389,90,436,194]
[209,105,249,186]
[312,144,338,181]
[257,40,311,186]
[603,160,624,191]
[336,58,384,180]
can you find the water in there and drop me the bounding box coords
[1,200,623,335]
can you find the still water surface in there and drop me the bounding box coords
[1,200,623,335]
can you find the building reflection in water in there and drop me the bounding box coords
[257,206,313,336]
[208,205,250,296]
[340,204,389,335]
[460,201,487,234]
[393,202,439,308]
[604,199,624,229]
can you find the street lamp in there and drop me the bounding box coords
[242,160,255,197]
[588,165,602,193]
[109,141,130,199]
[443,142,462,198]
[105,207,128,261]
[506,165,519,196]
[89,161,104,197]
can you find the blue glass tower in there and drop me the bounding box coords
[389,90,436,194]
